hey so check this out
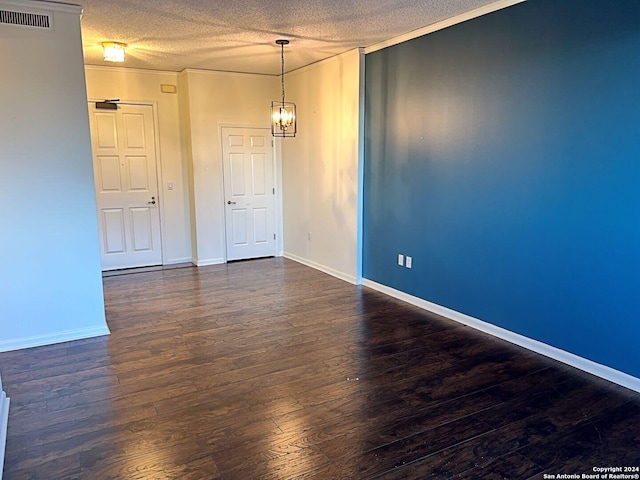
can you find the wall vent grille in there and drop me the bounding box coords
[0,9,51,28]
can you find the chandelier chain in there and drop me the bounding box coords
[281,42,286,104]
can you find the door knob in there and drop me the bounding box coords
[148,196,156,205]
[227,200,237,205]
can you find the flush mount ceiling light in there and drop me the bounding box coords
[102,42,126,62]
[271,39,296,137]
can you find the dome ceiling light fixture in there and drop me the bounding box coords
[102,41,126,62]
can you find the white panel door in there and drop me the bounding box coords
[222,127,276,261]
[88,103,162,270]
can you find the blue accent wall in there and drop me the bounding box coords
[363,0,640,378]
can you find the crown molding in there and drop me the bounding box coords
[365,0,526,54]
[287,47,363,78]
[85,64,179,77]
[180,68,274,78]
[0,0,81,15]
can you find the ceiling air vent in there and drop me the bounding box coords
[0,9,51,28]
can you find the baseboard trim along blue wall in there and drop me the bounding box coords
[363,0,640,379]
[363,279,640,393]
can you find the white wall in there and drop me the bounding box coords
[282,49,363,283]
[86,67,282,267]
[0,0,108,350]
[178,70,279,265]
[84,66,192,264]
[177,73,199,259]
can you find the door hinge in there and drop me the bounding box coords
[273,234,276,240]
[272,188,275,194]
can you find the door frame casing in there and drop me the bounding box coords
[88,99,167,267]
[219,124,283,262]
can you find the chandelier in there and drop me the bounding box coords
[271,39,297,137]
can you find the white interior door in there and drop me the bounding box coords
[88,103,162,271]
[222,127,276,261]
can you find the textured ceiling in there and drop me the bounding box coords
[45,0,499,74]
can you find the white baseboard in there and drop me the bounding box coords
[363,279,640,394]
[0,326,110,354]
[284,252,357,285]
[0,377,10,480]
[163,257,192,265]
[194,258,225,267]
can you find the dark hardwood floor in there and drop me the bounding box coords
[1,258,639,479]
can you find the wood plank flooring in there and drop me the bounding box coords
[1,258,639,479]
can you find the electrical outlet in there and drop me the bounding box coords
[398,254,404,266]
[406,256,412,269]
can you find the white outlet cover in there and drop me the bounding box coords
[398,254,404,266]
[406,256,412,268]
